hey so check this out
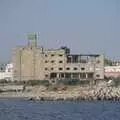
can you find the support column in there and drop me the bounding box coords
[57,73,59,79]
[71,73,73,79]
[79,73,81,80]
[86,73,88,79]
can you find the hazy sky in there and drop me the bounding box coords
[0,0,120,62]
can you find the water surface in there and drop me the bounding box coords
[0,99,120,120]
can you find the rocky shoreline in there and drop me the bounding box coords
[29,85,120,102]
[0,84,120,102]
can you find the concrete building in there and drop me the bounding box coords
[0,63,13,81]
[13,33,104,82]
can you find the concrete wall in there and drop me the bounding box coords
[13,43,104,81]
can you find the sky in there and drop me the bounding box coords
[0,0,120,62]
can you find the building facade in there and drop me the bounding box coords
[0,63,13,81]
[13,33,104,82]
[105,66,120,78]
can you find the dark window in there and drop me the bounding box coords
[51,54,55,57]
[73,73,79,78]
[60,73,64,78]
[45,68,48,71]
[66,67,70,70]
[67,56,72,63]
[59,68,63,70]
[88,73,93,78]
[80,73,86,79]
[50,73,57,79]
[96,74,100,77]
[74,67,78,70]
[51,60,55,63]
[59,54,63,57]
[51,68,54,71]
[72,55,78,63]
[81,68,85,70]
[45,60,48,63]
[59,61,63,63]
[8,68,11,72]
[0,67,3,71]
[45,74,48,78]
[65,73,71,78]
[97,60,100,64]
[52,80,55,83]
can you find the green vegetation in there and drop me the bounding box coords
[58,79,90,86]
[104,57,112,66]
[59,79,80,85]
[112,78,120,87]
[3,80,51,86]
[104,76,120,87]
[25,80,50,86]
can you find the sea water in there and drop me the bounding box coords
[0,99,120,120]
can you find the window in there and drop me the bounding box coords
[8,68,12,72]
[60,73,64,78]
[88,73,93,78]
[0,67,3,71]
[59,61,63,63]
[52,80,55,83]
[45,60,48,63]
[96,74,100,77]
[45,74,48,78]
[45,54,47,57]
[59,68,63,71]
[51,60,55,63]
[51,68,54,71]
[97,60,100,64]
[81,68,85,71]
[45,68,48,71]
[50,73,57,79]
[74,67,78,70]
[73,73,79,78]
[65,73,71,78]
[59,54,63,57]
[66,67,70,70]
[51,54,55,57]
[80,73,86,79]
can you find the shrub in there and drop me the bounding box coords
[113,77,120,87]
[25,80,50,86]
[59,79,80,85]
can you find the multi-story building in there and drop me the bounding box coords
[13,33,104,82]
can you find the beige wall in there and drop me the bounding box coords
[13,46,104,81]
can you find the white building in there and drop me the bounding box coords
[104,66,120,78]
[0,63,13,81]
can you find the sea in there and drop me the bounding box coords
[0,99,120,120]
